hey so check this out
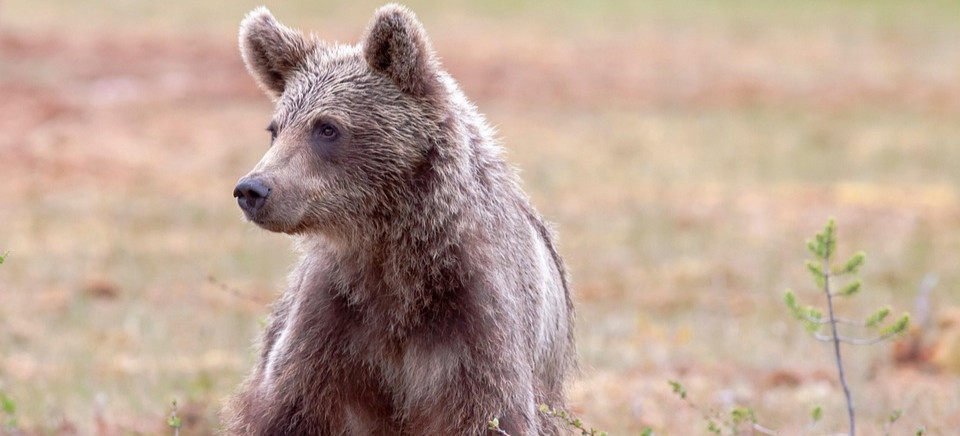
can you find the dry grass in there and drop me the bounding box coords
[1,1,959,434]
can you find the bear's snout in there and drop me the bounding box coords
[234,178,271,216]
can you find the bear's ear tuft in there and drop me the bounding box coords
[362,4,439,97]
[239,7,314,99]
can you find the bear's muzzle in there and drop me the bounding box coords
[234,177,271,216]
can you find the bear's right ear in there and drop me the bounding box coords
[239,7,315,99]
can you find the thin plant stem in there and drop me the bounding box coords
[823,256,855,436]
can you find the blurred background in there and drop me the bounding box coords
[1,0,959,434]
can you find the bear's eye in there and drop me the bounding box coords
[266,122,278,145]
[314,123,340,142]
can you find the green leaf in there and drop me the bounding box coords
[0,393,15,415]
[837,279,862,297]
[784,290,797,307]
[784,290,803,319]
[865,307,891,327]
[836,251,865,275]
[806,239,821,258]
[667,381,686,400]
[640,428,653,436]
[731,406,756,425]
[707,421,721,435]
[880,313,911,337]
[822,218,837,258]
[805,260,824,279]
[811,405,823,421]
[168,400,181,429]
[888,409,903,423]
[801,306,823,333]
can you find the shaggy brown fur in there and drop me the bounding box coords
[223,4,575,435]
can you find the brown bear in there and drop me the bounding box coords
[224,4,575,435]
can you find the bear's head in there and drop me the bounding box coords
[233,4,453,239]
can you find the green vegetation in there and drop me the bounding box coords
[0,390,18,434]
[167,400,181,436]
[536,404,610,436]
[488,405,616,436]
[669,380,773,435]
[665,220,916,436]
[785,219,909,435]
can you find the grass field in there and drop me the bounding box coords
[2,1,959,434]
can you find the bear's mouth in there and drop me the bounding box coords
[241,204,307,235]
[246,214,286,233]
[238,199,270,226]
[241,208,262,223]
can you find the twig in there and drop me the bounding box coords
[202,270,269,304]
[822,256,856,436]
[537,405,608,435]
[801,314,869,327]
[167,400,181,436]
[486,419,511,436]
[754,422,851,436]
[812,332,901,346]
[752,422,782,435]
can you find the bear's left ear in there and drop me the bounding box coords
[362,4,440,98]
[239,7,316,99]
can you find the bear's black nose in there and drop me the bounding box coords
[234,178,271,215]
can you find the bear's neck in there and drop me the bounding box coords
[297,202,476,334]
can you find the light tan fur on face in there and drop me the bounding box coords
[240,136,314,233]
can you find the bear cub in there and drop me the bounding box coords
[225,4,575,435]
